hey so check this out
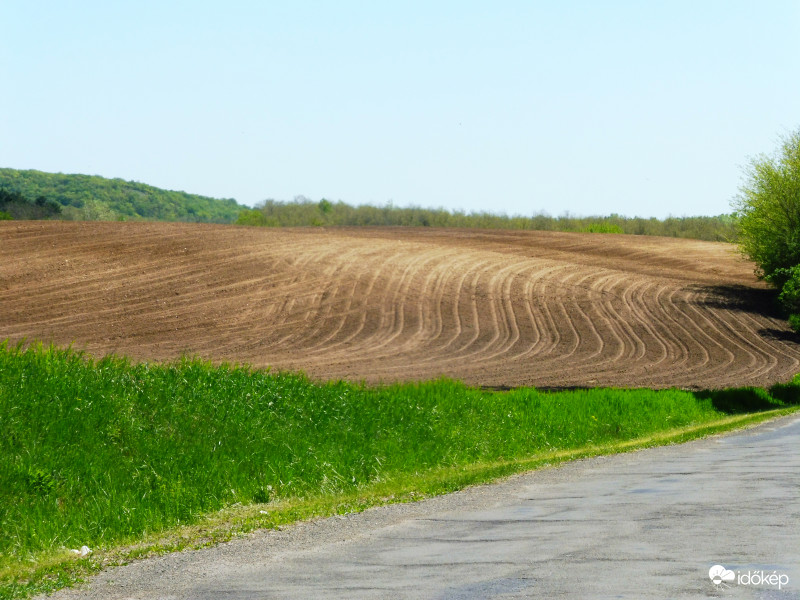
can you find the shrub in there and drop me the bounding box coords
[769,265,800,331]
[236,208,267,226]
[581,223,624,234]
[776,265,800,313]
[733,128,800,284]
[734,129,800,331]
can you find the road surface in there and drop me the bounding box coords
[44,413,800,599]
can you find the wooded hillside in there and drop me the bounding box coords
[0,169,246,223]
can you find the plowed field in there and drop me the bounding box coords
[2,221,799,389]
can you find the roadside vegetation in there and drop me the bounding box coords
[0,169,245,223]
[734,127,800,331]
[2,341,798,598]
[236,197,738,241]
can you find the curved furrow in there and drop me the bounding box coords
[587,280,690,385]
[567,271,631,366]
[459,261,524,364]
[594,272,651,362]
[481,262,568,364]
[700,291,800,383]
[330,247,447,360]
[417,257,493,361]
[486,264,613,368]
[737,312,800,381]
[422,252,480,355]
[645,283,695,371]
[4,222,800,388]
[516,264,571,359]
[691,297,769,378]
[533,268,584,364]
[369,248,452,358]
[645,286,748,386]
[392,249,462,355]
[499,263,550,359]
[296,269,382,355]
[546,274,607,366]
[676,287,773,385]
[292,271,363,354]
[424,259,523,366]
[338,250,422,358]
[390,252,480,364]
[678,288,756,383]
[412,259,494,363]
[518,266,571,362]
[616,279,674,371]
[494,262,532,358]
[513,269,630,381]
[415,254,481,357]
[644,286,714,382]
[275,245,371,351]
[586,273,660,375]
[300,250,414,356]
[734,308,800,369]
[300,247,476,372]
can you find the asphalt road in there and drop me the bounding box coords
[44,414,800,599]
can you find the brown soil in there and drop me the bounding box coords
[2,221,799,389]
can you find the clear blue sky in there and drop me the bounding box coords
[2,1,798,218]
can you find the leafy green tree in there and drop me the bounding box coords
[734,129,800,285]
[734,128,800,330]
[777,265,800,331]
[236,209,268,226]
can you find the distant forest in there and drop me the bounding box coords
[237,198,739,242]
[0,169,245,223]
[0,169,739,242]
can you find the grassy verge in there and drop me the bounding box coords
[1,342,798,598]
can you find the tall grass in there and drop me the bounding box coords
[1,342,797,571]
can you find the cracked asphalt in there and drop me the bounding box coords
[42,413,800,599]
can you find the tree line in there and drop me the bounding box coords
[236,198,739,242]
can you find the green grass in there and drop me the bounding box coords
[1,341,798,598]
